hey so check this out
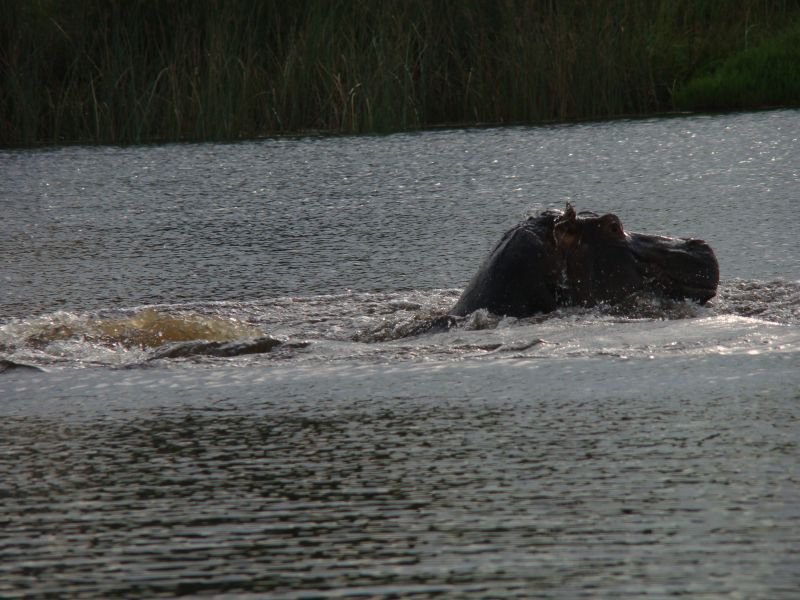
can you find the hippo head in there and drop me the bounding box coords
[554,204,719,306]
[451,203,719,319]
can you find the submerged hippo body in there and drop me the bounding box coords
[452,204,719,317]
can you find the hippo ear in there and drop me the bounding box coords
[555,202,576,227]
[553,202,578,230]
[553,202,579,250]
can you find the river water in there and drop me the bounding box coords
[1,110,799,598]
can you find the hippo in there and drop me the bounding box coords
[451,204,719,317]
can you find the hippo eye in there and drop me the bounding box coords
[605,218,624,237]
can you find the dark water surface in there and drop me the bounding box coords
[2,357,798,599]
[1,110,799,598]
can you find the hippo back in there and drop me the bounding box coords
[451,212,563,317]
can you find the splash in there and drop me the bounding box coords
[714,279,800,324]
[1,280,796,369]
[94,309,263,347]
[1,308,264,352]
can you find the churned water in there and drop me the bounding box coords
[1,110,798,598]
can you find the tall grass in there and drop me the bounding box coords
[2,0,799,146]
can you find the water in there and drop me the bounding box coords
[1,110,799,598]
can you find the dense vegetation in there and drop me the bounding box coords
[673,19,800,111]
[2,0,799,146]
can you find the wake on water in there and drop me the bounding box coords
[1,279,798,371]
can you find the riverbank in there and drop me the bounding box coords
[2,1,799,147]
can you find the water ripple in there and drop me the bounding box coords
[2,388,798,598]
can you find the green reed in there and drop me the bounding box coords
[673,19,800,111]
[1,0,799,146]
